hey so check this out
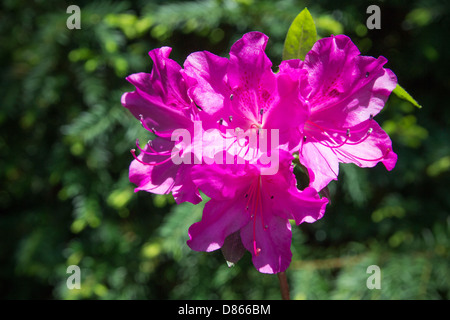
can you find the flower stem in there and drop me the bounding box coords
[277,271,290,300]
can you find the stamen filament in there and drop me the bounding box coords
[135,139,171,156]
[130,149,174,166]
[306,117,373,135]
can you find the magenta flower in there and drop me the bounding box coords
[282,35,398,191]
[121,47,203,204]
[188,151,328,274]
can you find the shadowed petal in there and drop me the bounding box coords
[187,197,250,252]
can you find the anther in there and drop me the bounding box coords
[346,128,351,136]
[368,128,373,134]
[369,114,374,121]
[218,118,223,125]
[366,72,370,78]
[260,108,264,115]
[270,196,274,199]
[230,94,234,101]
[229,115,233,122]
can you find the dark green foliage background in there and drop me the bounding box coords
[0,0,448,299]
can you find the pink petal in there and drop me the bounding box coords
[334,120,397,171]
[241,215,292,274]
[187,197,250,252]
[183,51,230,117]
[286,187,328,224]
[227,32,276,125]
[299,140,340,191]
[121,47,194,132]
[304,35,397,127]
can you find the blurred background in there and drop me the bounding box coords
[1,0,449,300]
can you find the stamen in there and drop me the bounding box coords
[135,139,171,156]
[311,132,350,149]
[305,117,373,135]
[229,115,233,122]
[130,149,174,166]
[345,128,372,146]
[300,135,307,154]
[244,177,264,256]
[144,139,171,155]
[230,94,234,101]
[259,108,264,124]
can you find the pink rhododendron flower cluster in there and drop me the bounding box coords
[121,32,397,274]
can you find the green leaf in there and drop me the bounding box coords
[282,8,317,61]
[392,84,422,108]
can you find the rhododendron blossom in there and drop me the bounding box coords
[121,30,397,274]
